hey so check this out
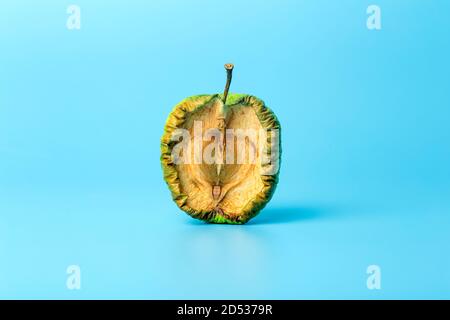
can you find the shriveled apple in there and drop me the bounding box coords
[161,64,281,224]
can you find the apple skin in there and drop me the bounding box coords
[161,93,281,224]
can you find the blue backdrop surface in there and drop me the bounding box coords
[1,0,449,299]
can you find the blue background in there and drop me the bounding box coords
[1,0,449,299]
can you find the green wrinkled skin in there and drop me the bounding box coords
[161,93,281,224]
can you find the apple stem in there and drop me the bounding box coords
[223,63,234,104]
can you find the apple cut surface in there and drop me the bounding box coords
[161,66,281,224]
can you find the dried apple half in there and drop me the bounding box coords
[161,64,281,224]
